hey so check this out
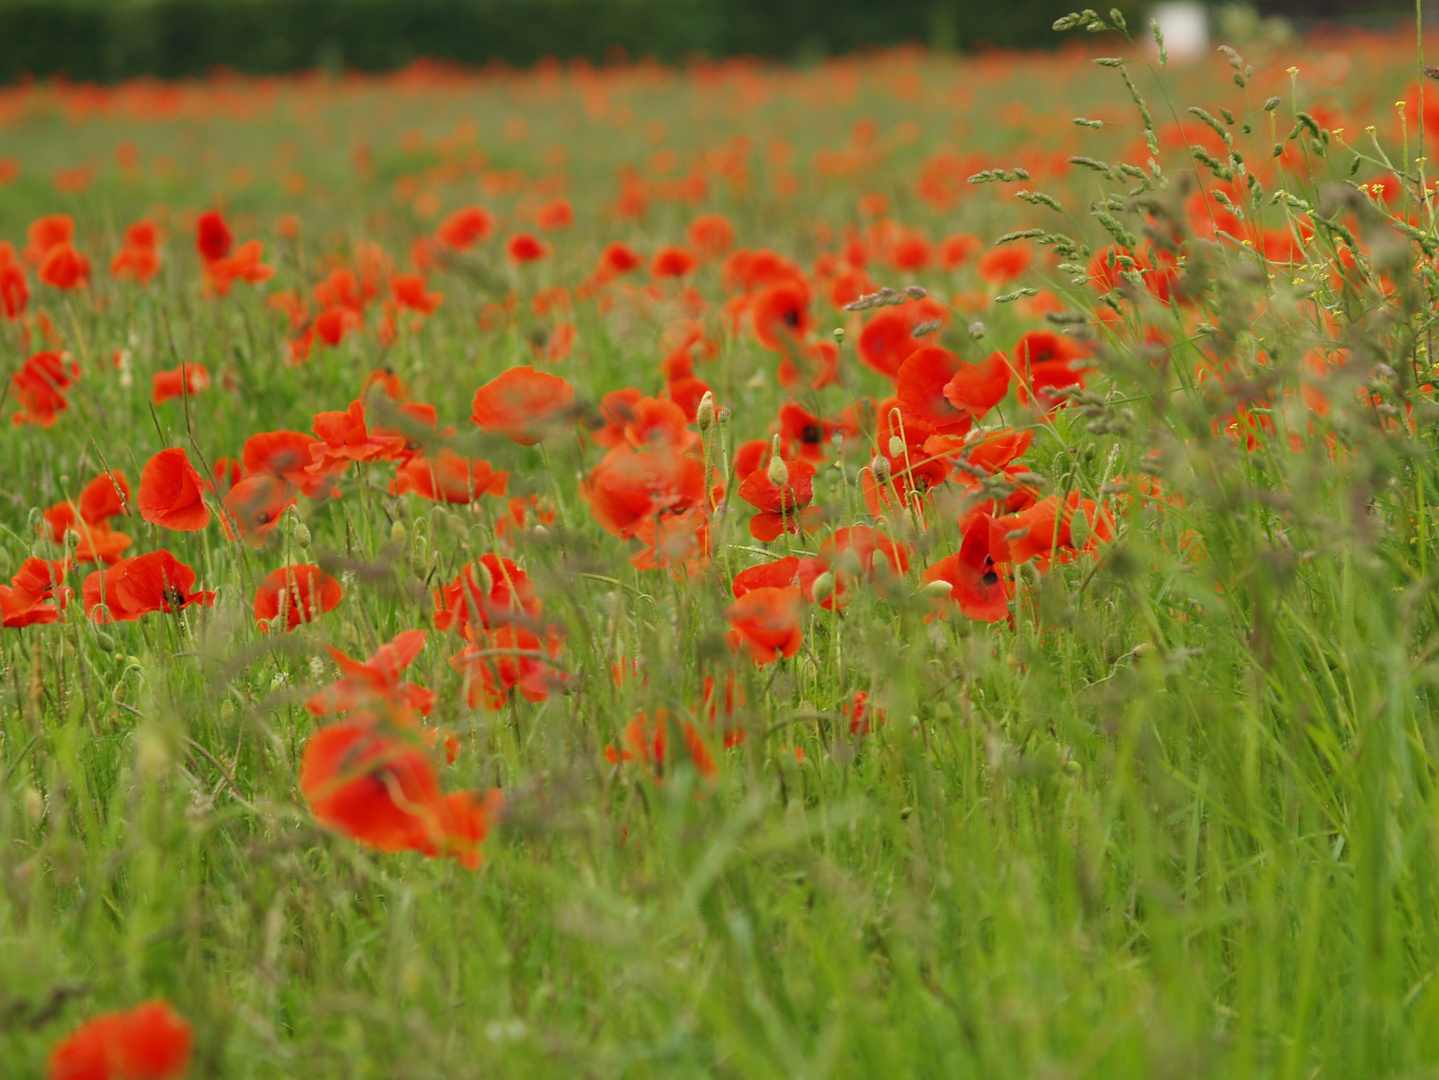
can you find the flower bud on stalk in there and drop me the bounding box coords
[697,391,715,432]
[810,571,836,603]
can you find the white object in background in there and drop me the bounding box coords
[1151,2,1209,61]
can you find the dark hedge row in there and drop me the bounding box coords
[0,0,1122,83]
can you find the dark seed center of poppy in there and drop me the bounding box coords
[800,424,821,443]
[982,571,1000,587]
[782,309,800,328]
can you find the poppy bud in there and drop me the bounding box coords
[391,520,408,545]
[870,456,891,484]
[94,630,116,652]
[968,321,986,339]
[810,571,836,603]
[294,522,312,549]
[411,535,429,573]
[887,435,904,458]
[873,550,892,577]
[447,513,467,536]
[697,391,715,431]
[26,507,42,535]
[64,529,81,551]
[767,454,789,487]
[475,558,494,596]
[920,579,954,598]
[836,548,863,577]
[532,524,551,541]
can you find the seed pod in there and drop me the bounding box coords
[832,327,846,342]
[716,407,731,426]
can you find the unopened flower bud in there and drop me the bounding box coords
[887,435,904,458]
[94,630,116,652]
[767,454,789,487]
[870,456,891,484]
[391,520,407,545]
[810,571,836,603]
[696,391,716,431]
[873,550,892,577]
[475,559,494,596]
[920,579,954,598]
[64,529,81,552]
[968,321,986,339]
[293,522,312,549]
[23,786,44,827]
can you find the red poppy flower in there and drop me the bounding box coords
[943,350,1012,417]
[309,399,407,475]
[651,245,699,278]
[38,243,90,289]
[896,346,976,435]
[750,277,812,351]
[585,449,707,539]
[205,240,274,296]
[855,297,947,379]
[47,999,193,1080]
[433,555,541,639]
[731,556,802,597]
[470,366,575,445]
[922,512,1011,623]
[151,363,210,405]
[604,708,718,782]
[391,273,442,314]
[300,716,500,868]
[989,492,1114,571]
[392,450,508,504]
[24,213,73,264]
[83,550,216,622]
[0,558,70,628]
[254,564,343,633]
[0,243,29,319]
[687,212,735,257]
[1012,331,1089,413]
[597,241,644,278]
[978,242,1031,285]
[436,205,494,250]
[776,402,838,464]
[242,430,332,498]
[725,585,803,664]
[196,209,234,263]
[738,458,820,541]
[450,622,564,710]
[592,391,697,452]
[138,447,211,531]
[534,198,574,230]
[506,232,548,263]
[777,339,840,390]
[307,629,436,719]
[43,502,132,565]
[110,244,162,285]
[11,350,80,427]
[221,474,297,546]
[842,690,886,735]
[820,525,911,580]
[78,471,130,523]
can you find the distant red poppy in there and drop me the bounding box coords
[725,585,803,664]
[450,623,563,709]
[989,492,1113,572]
[750,277,812,351]
[687,213,735,257]
[433,554,541,639]
[12,351,80,428]
[534,198,574,230]
[24,213,73,264]
[470,366,575,445]
[855,297,947,379]
[151,363,210,405]
[585,450,707,539]
[651,245,699,279]
[0,242,28,318]
[138,447,211,531]
[307,629,436,719]
[196,208,234,263]
[978,242,1031,285]
[254,564,343,633]
[436,205,494,250]
[111,244,161,285]
[604,708,718,782]
[390,273,442,314]
[38,243,91,289]
[205,240,274,295]
[221,474,297,546]
[506,232,548,263]
[242,430,332,498]
[392,450,508,504]
[597,241,644,279]
[309,399,407,475]
[47,999,193,1080]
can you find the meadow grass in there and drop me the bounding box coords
[4,19,1439,1078]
